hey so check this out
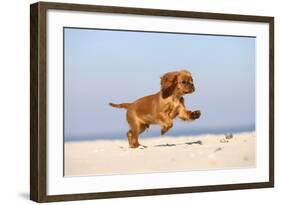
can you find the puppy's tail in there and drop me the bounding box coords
[109,102,131,109]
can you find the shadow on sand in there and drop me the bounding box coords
[154,140,202,147]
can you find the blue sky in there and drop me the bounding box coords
[64,28,255,140]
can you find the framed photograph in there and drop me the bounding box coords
[30,1,274,202]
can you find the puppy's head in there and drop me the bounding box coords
[161,70,195,98]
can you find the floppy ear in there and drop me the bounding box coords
[160,72,178,98]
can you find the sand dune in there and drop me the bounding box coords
[64,132,255,176]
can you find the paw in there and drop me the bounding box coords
[139,145,147,149]
[161,129,168,136]
[191,110,201,119]
[161,124,173,136]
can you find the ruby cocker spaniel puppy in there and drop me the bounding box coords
[109,70,201,148]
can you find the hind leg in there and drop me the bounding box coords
[128,124,149,148]
[126,110,142,148]
[127,122,150,148]
[137,124,149,148]
[127,129,138,148]
[127,125,140,148]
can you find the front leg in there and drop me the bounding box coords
[178,108,201,121]
[157,113,173,136]
[178,97,201,121]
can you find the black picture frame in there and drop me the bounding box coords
[30,1,274,202]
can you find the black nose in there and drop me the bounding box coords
[189,84,195,91]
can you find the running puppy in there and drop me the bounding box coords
[109,70,201,148]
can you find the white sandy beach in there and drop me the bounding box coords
[64,132,255,176]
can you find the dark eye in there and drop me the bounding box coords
[181,80,188,84]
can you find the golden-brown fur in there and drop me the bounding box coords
[109,70,201,148]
